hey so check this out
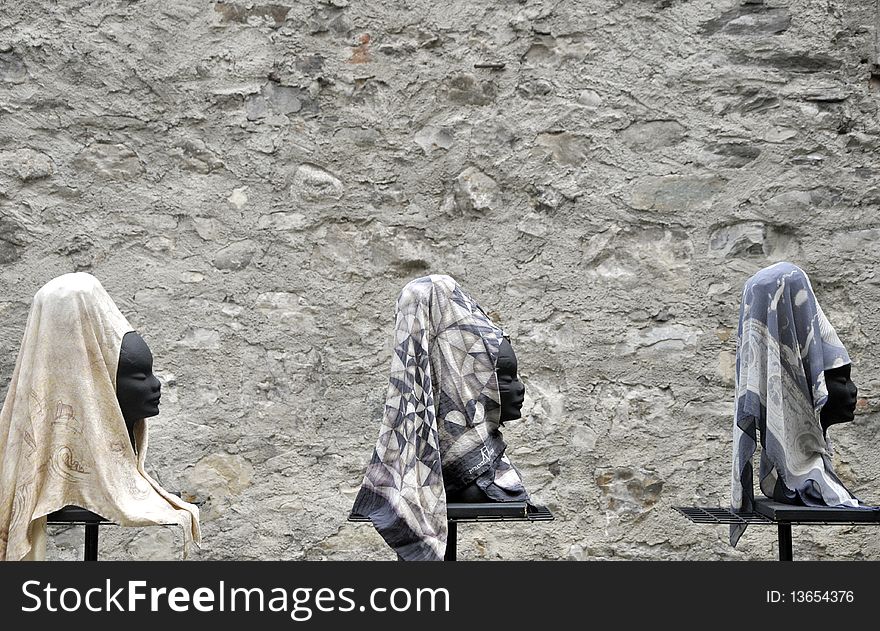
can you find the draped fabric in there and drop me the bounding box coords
[730,262,860,546]
[0,273,200,560]
[353,275,528,560]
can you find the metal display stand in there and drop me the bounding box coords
[349,502,555,561]
[46,506,112,562]
[675,499,880,561]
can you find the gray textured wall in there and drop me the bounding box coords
[1,0,879,561]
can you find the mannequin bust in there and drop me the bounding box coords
[820,364,858,435]
[446,338,525,502]
[116,331,162,450]
[52,331,161,524]
[766,363,859,505]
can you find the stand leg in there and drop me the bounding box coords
[777,523,792,562]
[444,521,457,562]
[84,524,99,562]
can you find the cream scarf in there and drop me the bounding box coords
[0,273,200,560]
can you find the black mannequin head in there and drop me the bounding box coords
[497,338,525,422]
[116,331,161,445]
[820,363,857,433]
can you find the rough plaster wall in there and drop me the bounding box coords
[1,0,879,561]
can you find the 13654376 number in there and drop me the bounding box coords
[789,591,853,603]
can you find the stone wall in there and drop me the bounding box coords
[1,0,879,560]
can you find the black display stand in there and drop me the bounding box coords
[46,506,112,562]
[349,502,555,561]
[675,500,880,561]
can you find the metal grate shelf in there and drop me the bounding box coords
[674,506,773,526]
[349,502,554,524]
[675,503,880,526]
[675,501,880,561]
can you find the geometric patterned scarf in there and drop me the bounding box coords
[353,275,527,560]
[730,262,861,546]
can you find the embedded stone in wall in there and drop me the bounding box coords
[247,82,314,120]
[170,139,224,174]
[349,33,371,64]
[290,164,344,202]
[699,142,760,168]
[528,184,562,211]
[764,127,798,143]
[683,400,734,427]
[179,271,204,284]
[730,50,842,73]
[760,190,812,222]
[444,73,496,106]
[227,186,248,210]
[788,147,826,167]
[516,77,554,99]
[702,4,791,36]
[176,327,221,350]
[516,211,549,238]
[452,167,500,214]
[709,221,802,261]
[607,385,676,438]
[623,324,702,355]
[0,148,53,181]
[258,211,309,232]
[213,2,290,28]
[523,37,556,65]
[0,50,27,83]
[595,467,663,516]
[571,425,598,451]
[183,452,255,519]
[578,89,602,107]
[629,175,725,212]
[831,228,880,260]
[212,240,258,271]
[126,528,180,561]
[375,34,420,58]
[619,120,686,151]
[363,226,435,274]
[708,222,765,258]
[413,125,454,154]
[582,225,693,289]
[192,217,221,242]
[533,132,589,166]
[296,54,325,75]
[0,216,27,264]
[717,350,736,387]
[255,292,317,327]
[723,86,780,114]
[798,80,848,103]
[307,4,352,35]
[74,143,143,180]
[846,132,880,153]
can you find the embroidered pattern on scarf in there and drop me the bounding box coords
[0,273,200,560]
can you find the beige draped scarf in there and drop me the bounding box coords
[0,273,200,561]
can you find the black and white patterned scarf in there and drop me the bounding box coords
[353,275,528,560]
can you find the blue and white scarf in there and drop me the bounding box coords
[730,262,860,546]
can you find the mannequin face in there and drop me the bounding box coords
[116,331,161,421]
[821,363,857,431]
[497,338,525,422]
